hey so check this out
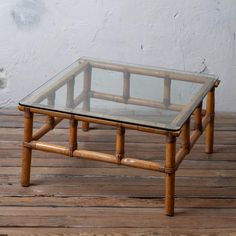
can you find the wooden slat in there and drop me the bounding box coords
[0,196,235,208]
[0,207,235,228]
[0,228,235,236]
[1,175,236,187]
[0,167,235,178]
[0,110,235,233]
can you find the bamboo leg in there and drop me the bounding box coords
[47,93,56,131]
[123,71,130,102]
[163,78,171,106]
[69,119,78,156]
[21,109,33,187]
[205,87,215,154]
[47,91,55,107]
[194,102,202,131]
[175,119,190,169]
[66,76,75,108]
[82,65,92,131]
[165,135,176,216]
[115,126,125,163]
[181,118,190,151]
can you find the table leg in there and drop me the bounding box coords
[21,109,33,187]
[205,87,215,154]
[47,91,55,107]
[116,126,125,163]
[194,101,203,132]
[163,78,171,106]
[82,65,92,131]
[165,135,176,216]
[69,119,78,156]
[66,76,75,108]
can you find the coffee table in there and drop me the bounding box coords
[18,57,220,216]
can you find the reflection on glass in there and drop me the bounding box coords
[20,57,218,130]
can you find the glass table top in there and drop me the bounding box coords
[19,57,218,131]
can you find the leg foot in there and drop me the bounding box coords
[165,172,175,216]
[165,135,176,216]
[21,147,32,187]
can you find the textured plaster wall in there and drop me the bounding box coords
[0,0,235,111]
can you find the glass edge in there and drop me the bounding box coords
[18,102,182,132]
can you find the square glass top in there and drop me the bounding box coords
[19,57,218,131]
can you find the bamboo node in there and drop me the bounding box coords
[70,118,78,127]
[123,70,129,75]
[117,126,125,135]
[24,107,33,118]
[70,115,76,120]
[116,153,123,164]
[214,79,221,87]
[209,113,215,119]
[163,98,170,107]
[159,167,166,173]
[180,144,190,153]
[195,123,203,133]
[164,166,176,174]
[201,109,206,116]
[23,141,32,148]
[46,116,55,128]
[166,135,176,143]
[88,90,93,97]
[69,145,76,157]
[205,113,215,123]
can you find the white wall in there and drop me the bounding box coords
[0,0,235,111]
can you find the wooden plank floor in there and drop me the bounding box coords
[0,109,235,235]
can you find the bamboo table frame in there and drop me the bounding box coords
[18,58,220,216]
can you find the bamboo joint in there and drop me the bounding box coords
[115,126,125,163]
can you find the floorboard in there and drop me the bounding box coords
[0,109,235,235]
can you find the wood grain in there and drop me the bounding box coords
[0,110,235,234]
